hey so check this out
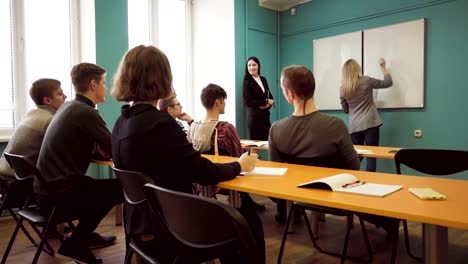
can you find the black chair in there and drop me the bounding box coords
[390,148,468,263]
[277,154,373,264]
[1,153,76,264]
[112,167,166,264]
[0,157,49,264]
[144,183,260,264]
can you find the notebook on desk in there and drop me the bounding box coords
[297,173,403,197]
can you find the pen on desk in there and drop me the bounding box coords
[342,180,366,188]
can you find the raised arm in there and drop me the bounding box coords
[372,58,393,89]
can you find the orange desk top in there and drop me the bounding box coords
[205,155,468,231]
[353,145,400,159]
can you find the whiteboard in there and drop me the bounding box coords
[364,19,425,108]
[313,31,362,110]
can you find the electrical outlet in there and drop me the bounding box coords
[414,129,422,138]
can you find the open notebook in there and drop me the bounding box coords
[243,167,287,176]
[297,173,402,197]
[240,140,268,147]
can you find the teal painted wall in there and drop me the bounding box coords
[237,0,468,175]
[235,0,280,138]
[92,0,128,178]
[95,0,128,130]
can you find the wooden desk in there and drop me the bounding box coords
[204,155,467,264]
[240,139,400,159]
[354,145,400,159]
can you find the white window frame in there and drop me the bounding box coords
[0,0,95,141]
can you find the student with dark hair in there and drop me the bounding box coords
[0,78,66,198]
[242,56,274,140]
[35,63,123,264]
[269,65,360,223]
[111,45,264,263]
[188,83,266,211]
[340,58,392,172]
[158,94,193,133]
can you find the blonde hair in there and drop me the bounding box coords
[111,45,173,102]
[340,59,362,98]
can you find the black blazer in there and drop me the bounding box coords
[242,76,274,117]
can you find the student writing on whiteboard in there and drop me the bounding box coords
[242,56,274,140]
[269,65,360,224]
[340,58,393,172]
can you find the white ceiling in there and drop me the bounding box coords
[259,0,312,11]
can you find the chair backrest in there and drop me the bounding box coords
[3,152,35,181]
[281,152,348,169]
[143,183,258,262]
[3,152,49,192]
[395,149,468,175]
[112,167,153,204]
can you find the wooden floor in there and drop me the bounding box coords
[1,195,468,263]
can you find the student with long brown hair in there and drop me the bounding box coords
[111,45,265,263]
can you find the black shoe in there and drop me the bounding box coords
[58,239,103,264]
[85,232,116,249]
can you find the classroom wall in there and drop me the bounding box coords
[235,0,280,138]
[91,0,128,178]
[238,0,468,174]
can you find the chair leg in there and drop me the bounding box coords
[1,215,24,264]
[358,217,374,263]
[124,247,134,264]
[31,209,56,264]
[390,221,400,264]
[8,209,39,248]
[338,215,353,264]
[277,203,296,264]
[403,220,423,262]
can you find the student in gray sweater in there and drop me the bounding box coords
[340,58,393,172]
[269,65,360,223]
[0,79,66,201]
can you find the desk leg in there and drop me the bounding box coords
[111,167,123,226]
[228,190,240,208]
[423,224,447,264]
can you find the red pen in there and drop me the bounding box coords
[342,181,366,188]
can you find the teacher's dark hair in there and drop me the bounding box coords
[243,56,261,80]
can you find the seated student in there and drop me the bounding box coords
[187,83,266,211]
[269,65,360,223]
[35,63,124,264]
[157,94,193,133]
[111,45,265,263]
[0,78,66,203]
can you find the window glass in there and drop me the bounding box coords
[24,0,73,110]
[0,0,14,128]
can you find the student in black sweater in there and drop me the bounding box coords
[36,63,123,264]
[111,45,265,263]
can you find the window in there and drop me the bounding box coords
[0,0,14,130]
[0,0,95,139]
[128,0,190,115]
[128,0,236,125]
